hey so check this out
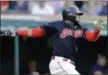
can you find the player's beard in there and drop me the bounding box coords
[73,19,82,28]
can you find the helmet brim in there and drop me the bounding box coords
[76,13,83,16]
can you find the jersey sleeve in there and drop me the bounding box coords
[82,28,100,41]
[40,22,57,36]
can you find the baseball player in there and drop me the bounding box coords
[1,6,104,75]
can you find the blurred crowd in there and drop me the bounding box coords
[90,54,108,75]
[27,60,50,75]
[1,1,108,16]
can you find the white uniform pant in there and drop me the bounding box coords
[49,56,80,75]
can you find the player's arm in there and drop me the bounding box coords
[83,19,104,42]
[0,28,44,37]
[16,23,57,37]
[0,24,57,37]
[16,27,45,37]
[83,28,100,41]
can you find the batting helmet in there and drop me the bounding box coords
[62,6,83,21]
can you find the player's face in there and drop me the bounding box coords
[76,16,80,22]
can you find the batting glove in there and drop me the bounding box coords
[94,19,104,30]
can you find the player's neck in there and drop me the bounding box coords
[65,20,74,25]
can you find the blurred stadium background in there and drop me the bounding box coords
[0,0,108,75]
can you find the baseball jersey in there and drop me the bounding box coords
[41,20,87,61]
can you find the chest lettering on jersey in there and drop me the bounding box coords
[60,28,83,39]
[60,28,73,39]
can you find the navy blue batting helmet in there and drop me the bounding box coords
[62,6,83,21]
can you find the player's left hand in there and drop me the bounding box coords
[94,19,104,30]
[2,29,16,37]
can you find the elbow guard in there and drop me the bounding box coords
[16,29,27,37]
[85,29,100,41]
[31,27,45,37]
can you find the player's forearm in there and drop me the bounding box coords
[85,28,100,41]
[16,27,45,37]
